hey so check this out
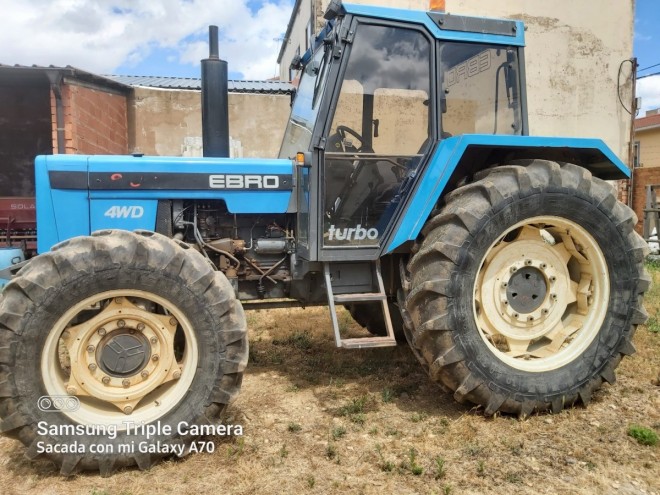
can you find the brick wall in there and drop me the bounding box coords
[632,167,660,234]
[51,83,128,155]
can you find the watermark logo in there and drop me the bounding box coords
[38,395,80,413]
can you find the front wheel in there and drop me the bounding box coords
[0,230,248,474]
[405,161,649,416]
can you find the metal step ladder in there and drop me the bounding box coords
[324,260,397,349]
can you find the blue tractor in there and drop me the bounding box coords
[0,1,648,474]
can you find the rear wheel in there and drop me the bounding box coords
[0,230,248,474]
[405,161,649,416]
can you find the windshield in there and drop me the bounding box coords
[279,43,331,159]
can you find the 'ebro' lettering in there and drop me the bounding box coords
[209,174,279,189]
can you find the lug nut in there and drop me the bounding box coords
[542,308,550,315]
[102,376,111,385]
[88,363,97,371]
[122,379,131,388]
[173,370,181,380]
[152,354,159,362]
[540,263,547,269]
[98,327,107,336]
[549,276,557,283]
[66,386,77,395]
[525,259,533,266]
[527,316,534,322]
[115,297,122,304]
[551,294,558,301]
[123,405,133,415]
[169,317,177,326]
[150,336,158,345]
[502,282,508,288]
[86,344,95,353]
[137,323,145,331]
[141,370,149,379]
[117,319,126,328]
[513,313,520,319]
[510,266,518,273]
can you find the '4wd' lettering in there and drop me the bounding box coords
[209,175,279,189]
[104,206,144,219]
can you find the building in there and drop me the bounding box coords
[632,109,660,235]
[277,0,635,164]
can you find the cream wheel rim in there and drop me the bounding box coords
[473,216,609,372]
[41,290,198,427]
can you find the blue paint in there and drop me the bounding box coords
[342,3,525,46]
[386,134,630,253]
[0,248,24,289]
[90,199,159,232]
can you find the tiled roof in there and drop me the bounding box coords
[635,113,660,131]
[106,74,294,94]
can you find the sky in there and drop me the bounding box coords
[0,0,658,113]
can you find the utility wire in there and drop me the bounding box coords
[639,62,660,72]
[637,71,660,80]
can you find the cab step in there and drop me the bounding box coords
[324,261,397,349]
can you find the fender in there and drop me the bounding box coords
[385,134,630,253]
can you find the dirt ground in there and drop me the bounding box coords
[0,263,658,495]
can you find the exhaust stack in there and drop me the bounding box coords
[201,25,230,158]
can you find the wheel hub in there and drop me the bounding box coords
[98,332,151,377]
[506,266,547,314]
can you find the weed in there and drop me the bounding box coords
[381,387,394,403]
[273,331,312,350]
[332,426,347,440]
[410,412,428,423]
[306,475,315,488]
[465,443,483,457]
[585,461,596,471]
[442,485,453,495]
[646,316,660,334]
[504,471,523,484]
[408,448,424,476]
[350,413,366,425]
[280,444,289,459]
[434,456,446,480]
[338,395,368,416]
[369,427,379,435]
[375,444,395,472]
[627,424,659,446]
[227,437,245,458]
[385,428,400,437]
[288,422,302,433]
[326,443,337,460]
[286,384,300,392]
[477,460,486,477]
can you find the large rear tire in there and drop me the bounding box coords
[0,230,248,474]
[405,161,649,416]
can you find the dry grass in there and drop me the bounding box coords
[1,264,659,495]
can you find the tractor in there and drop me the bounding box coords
[0,0,648,475]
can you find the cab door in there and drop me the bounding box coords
[319,20,435,261]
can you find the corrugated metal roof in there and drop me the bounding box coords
[106,74,294,94]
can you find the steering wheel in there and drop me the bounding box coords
[336,125,367,152]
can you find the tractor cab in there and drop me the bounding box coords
[280,2,526,262]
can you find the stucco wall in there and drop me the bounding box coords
[279,0,634,162]
[129,88,291,158]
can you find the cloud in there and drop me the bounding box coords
[637,74,660,114]
[0,0,294,79]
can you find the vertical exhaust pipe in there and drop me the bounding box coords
[201,25,230,157]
